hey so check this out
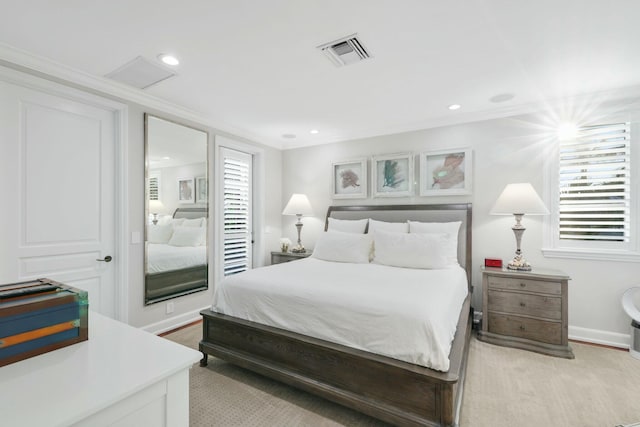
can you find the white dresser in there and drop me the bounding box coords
[0,312,202,427]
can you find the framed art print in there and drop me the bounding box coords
[177,177,195,203]
[420,148,472,196]
[331,158,367,199]
[372,153,413,197]
[195,176,208,203]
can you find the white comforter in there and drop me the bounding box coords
[146,243,207,274]
[212,258,468,371]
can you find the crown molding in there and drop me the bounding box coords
[0,42,283,150]
[281,84,640,150]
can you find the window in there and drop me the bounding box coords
[148,170,160,201]
[219,147,253,276]
[544,122,639,261]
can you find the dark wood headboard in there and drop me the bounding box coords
[173,207,208,219]
[325,204,472,288]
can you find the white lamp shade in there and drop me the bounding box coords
[490,183,549,215]
[149,199,165,213]
[282,193,313,216]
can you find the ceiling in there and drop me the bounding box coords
[2,0,640,149]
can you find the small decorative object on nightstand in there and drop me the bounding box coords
[478,267,574,359]
[279,237,291,253]
[271,251,312,265]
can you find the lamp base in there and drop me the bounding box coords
[506,253,532,271]
[291,245,306,253]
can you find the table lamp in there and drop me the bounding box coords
[490,183,549,271]
[282,193,313,253]
[149,199,166,225]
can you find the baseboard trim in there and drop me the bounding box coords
[569,325,630,349]
[142,305,210,335]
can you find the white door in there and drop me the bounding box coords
[0,78,117,318]
[218,147,253,279]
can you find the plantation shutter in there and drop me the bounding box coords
[558,122,631,242]
[221,148,253,276]
[148,171,160,201]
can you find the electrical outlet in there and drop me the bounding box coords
[166,301,174,314]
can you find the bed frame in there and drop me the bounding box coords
[199,204,472,427]
[145,207,209,305]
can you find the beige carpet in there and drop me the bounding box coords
[164,324,640,426]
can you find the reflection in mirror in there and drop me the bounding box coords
[144,114,208,305]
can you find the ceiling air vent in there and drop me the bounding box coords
[317,34,372,67]
[105,56,175,89]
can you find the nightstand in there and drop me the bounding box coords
[270,251,312,265]
[477,267,574,359]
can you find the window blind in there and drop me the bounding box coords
[222,154,252,276]
[558,122,630,242]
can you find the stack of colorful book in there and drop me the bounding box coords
[0,279,88,367]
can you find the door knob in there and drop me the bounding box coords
[96,255,113,263]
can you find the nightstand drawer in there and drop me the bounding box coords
[487,276,561,296]
[488,312,562,345]
[488,290,561,320]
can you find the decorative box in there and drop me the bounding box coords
[0,278,88,367]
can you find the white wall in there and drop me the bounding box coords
[282,112,639,347]
[127,105,282,332]
[0,62,283,333]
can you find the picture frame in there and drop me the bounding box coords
[331,158,368,199]
[177,177,195,203]
[195,176,207,204]
[372,153,413,198]
[419,148,472,196]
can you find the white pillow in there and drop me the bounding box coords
[158,219,184,227]
[373,231,449,269]
[147,224,174,244]
[182,217,204,227]
[155,214,173,225]
[327,217,368,234]
[408,221,461,265]
[368,218,408,233]
[311,231,372,264]
[168,226,205,247]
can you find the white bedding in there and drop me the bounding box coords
[211,258,468,371]
[146,243,207,274]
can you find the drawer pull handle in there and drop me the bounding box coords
[520,283,526,287]
[519,325,526,331]
[519,302,526,307]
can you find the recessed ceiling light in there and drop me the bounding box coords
[158,54,179,66]
[162,156,171,160]
[282,133,296,139]
[310,129,319,134]
[448,104,461,110]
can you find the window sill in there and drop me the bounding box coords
[542,247,640,263]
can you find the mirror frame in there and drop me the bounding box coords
[144,113,209,305]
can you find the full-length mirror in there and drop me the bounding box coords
[144,114,209,305]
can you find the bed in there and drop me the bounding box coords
[199,204,472,427]
[145,207,208,304]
